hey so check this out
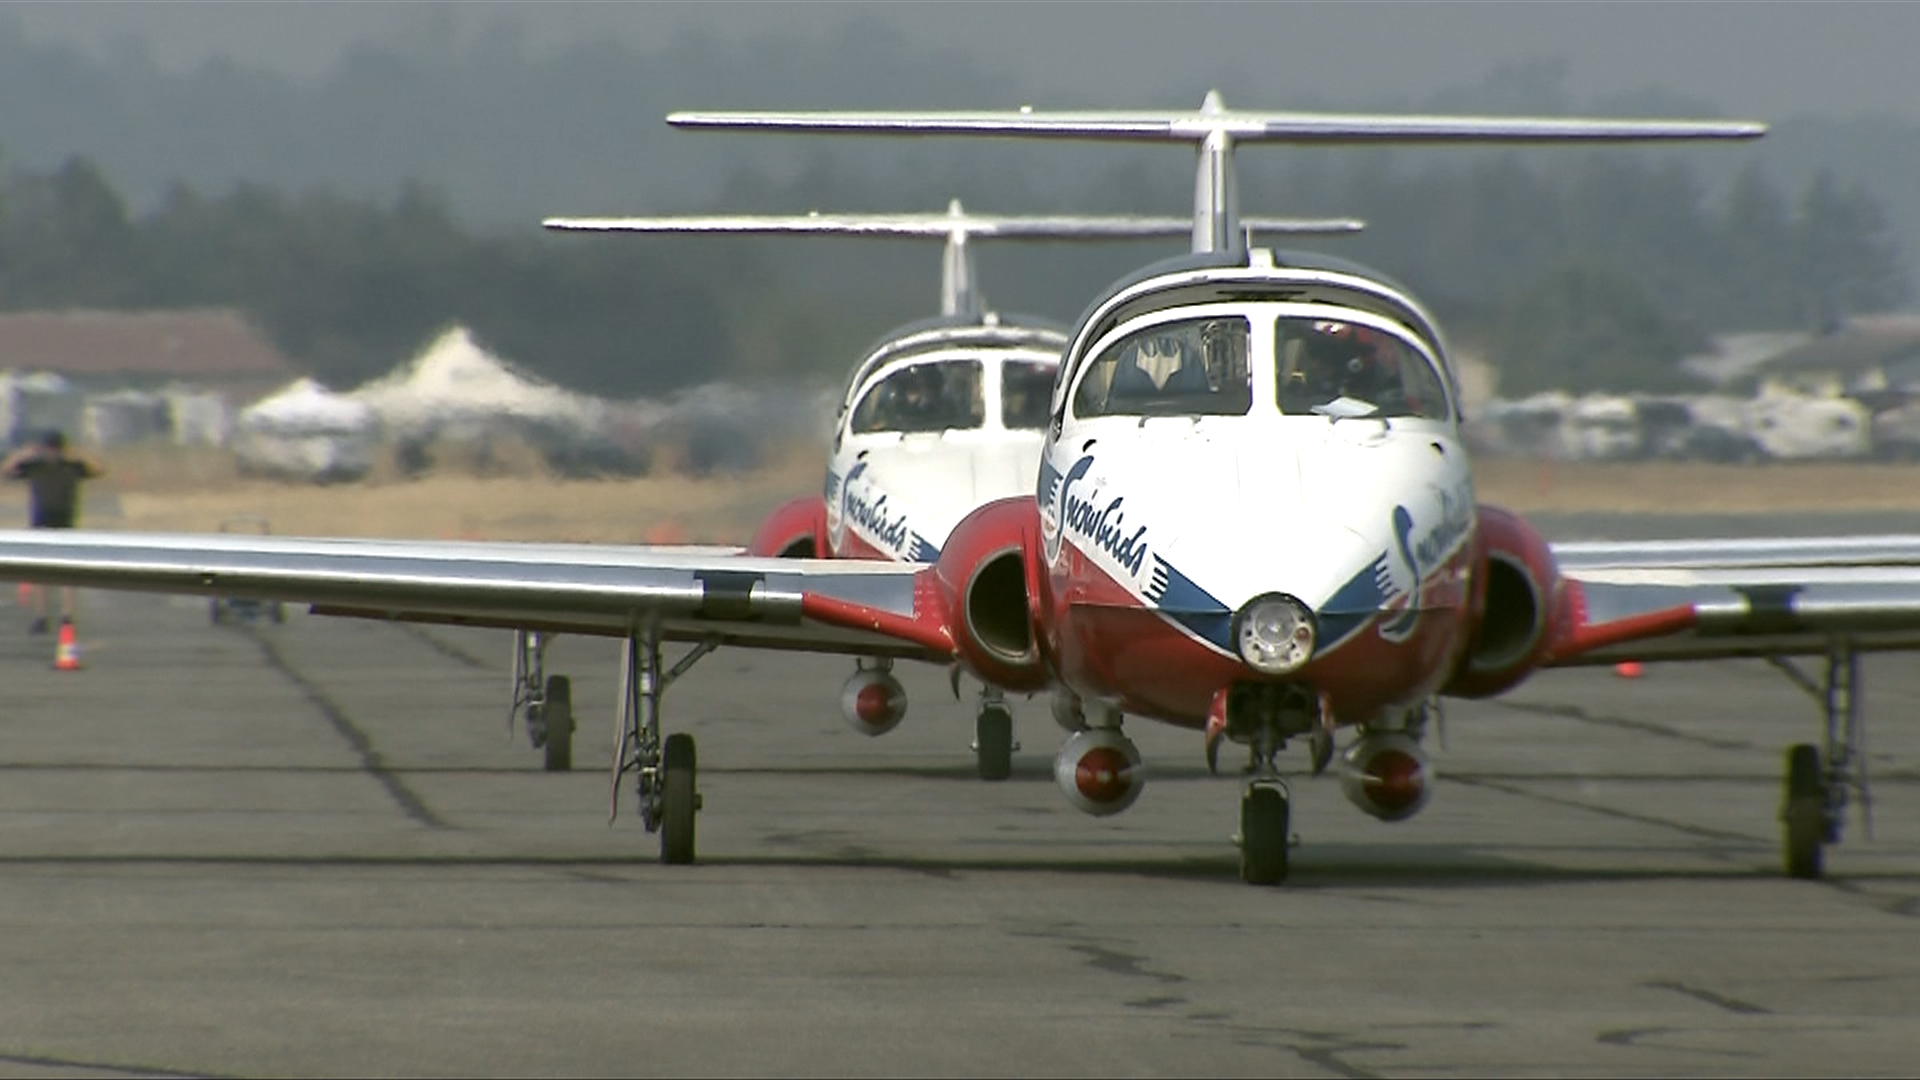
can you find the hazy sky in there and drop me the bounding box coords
[8,1,1917,121]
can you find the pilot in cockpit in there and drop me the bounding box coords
[888,364,948,431]
[1287,321,1396,412]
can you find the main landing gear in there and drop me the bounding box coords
[611,625,719,864]
[1767,637,1872,880]
[511,630,574,772]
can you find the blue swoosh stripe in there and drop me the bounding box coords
[1144,554,1233,652]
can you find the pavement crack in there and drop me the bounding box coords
[392,623,496,670]
[1451,775,1761,844]
[1823,879,1920,920]
[1064,941,1186,985]
[0,1050,230,1078]
[1177,1024,1399,1080]
[1597,1025,1676,1047]
[1643,980,1772,1015]
[1012,927,1188,986]
[239,627,451,830]
[1492,699,1752,751]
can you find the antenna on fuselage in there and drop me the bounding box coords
[544,202,1364,318]
[666,94,1767,260]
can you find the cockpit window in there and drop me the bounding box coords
[850,359,985,435]
[1072,316,1252,418]
[1002,360,1055,430]
[1276,317,1449,420]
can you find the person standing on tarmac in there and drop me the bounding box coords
[2,430,105,633]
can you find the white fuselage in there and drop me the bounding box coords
[825,325,1062,562]
[1034,264,1477,728]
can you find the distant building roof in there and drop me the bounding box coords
[0,308,300,384]
[1753,315,1920,378]
[1682,331,1815,386]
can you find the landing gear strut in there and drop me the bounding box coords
[510,630,574,772]
[1237,714,1292,886]
[1767,637,1872,880]
[611,624,719,864]
[972,686,1018,781]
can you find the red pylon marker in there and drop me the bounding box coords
[53,620,83,671]
[1614,660,1645,679]
[16,581,32,607]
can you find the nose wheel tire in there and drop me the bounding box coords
[1239,785,1291,885]
[975,705,1014,781]
[541,675,574,773]
[1783,742,1827,880]
[660,733,699,865]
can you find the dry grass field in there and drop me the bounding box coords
[8,443,1920,545]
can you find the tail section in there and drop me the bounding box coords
[667,91,1766,257]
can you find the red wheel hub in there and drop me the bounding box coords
[1363,749,1425,815]
[855,682,897,726]
[1074,746,1135,804]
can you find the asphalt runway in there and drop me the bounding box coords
[1,524,1917,1077]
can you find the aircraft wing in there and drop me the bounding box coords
[0,530,953,661]
[1550,535,1920,665]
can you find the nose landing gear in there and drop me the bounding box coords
[1236,715,1292,886]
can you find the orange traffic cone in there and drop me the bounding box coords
[1613,660,1645,679]
[53,619,82,671]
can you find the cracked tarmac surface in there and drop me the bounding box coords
[0,535,1916,1077]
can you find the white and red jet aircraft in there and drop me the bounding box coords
[539,200,1363,777]
[2,94,1907,885]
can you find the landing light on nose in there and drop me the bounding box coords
[1235,593,1316,675]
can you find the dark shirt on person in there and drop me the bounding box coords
[7,456,100,528]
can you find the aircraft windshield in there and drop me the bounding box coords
[1276,317,1449,420]
[1073,316,1252,418]
[850,359,985,434]
[1002,360,1055,430]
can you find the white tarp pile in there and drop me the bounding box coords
[165,388,233,447]
[1471,388,1874,462]
[83,390,172,447]
[232,378,378,482]
[352,326,604,437]
[350,326,643,476]
[1745,387,1871,461]
[0,371,85,449]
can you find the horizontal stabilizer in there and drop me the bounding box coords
[668,92,1763,257]
[544,210,1364,237]
[667,103,1766,145]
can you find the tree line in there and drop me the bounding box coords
[0,149,1904,398]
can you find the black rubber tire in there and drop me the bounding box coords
[976,705,1014,782]
[1240,786,1291,885]
[542,675,574,773]
[660,732,698,865]
[1783,742,1826,880]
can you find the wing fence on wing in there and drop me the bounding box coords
[1552,535,1920,664]
[0,530,954,660]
